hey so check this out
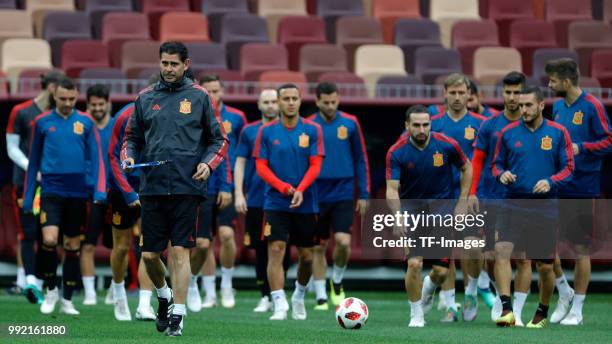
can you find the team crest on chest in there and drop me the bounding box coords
[572,111,583,125]
[179,98,191,114]
[298,133,309,148]
[73,121,84,135]
[464,126,475,140]
[433,151,444,167]
[337,125,348,140]
[541,135,552,151]
[223,120,232,134]
[112,212,122,226]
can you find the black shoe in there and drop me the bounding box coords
[165,314,183,337]
[155,296,174,332]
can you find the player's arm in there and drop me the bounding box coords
[234,156,247,214]
[253,126,293,195]
[6,108,29,171]
[22,121,43,212]
[491,132,516,185]
[88,124,106,203]
[216,157,232,209]
[350,118,370,214]
[292,124,325,208]
[542,128,575,192]
[109,114,138,205]
[199,92,229,175]
[577,104,612,156]
[385,147,402,225]
[124,99,146,168]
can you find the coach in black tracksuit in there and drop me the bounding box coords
[123,42,228,336]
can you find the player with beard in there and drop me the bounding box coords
[386,105,472,327]
[469,72,533,326]
[492,86,574,328]
[546,58,612,325]
[80,85,115,307]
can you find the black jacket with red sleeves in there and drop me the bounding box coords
[124,75,228,196]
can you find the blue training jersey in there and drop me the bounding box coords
[236,120,266,208]
[221,104,247,170]
[473,111,518,198]
[23,109,106,211]
[432,111,485,197]
[492,119,574,199]
[386,132,468,199]
[253,117,325,213]
[552,91,612,197]
[308,111,370,203]
[86,116,114,192]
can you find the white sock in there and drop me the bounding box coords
[173,303,186,316]
[555,274,572,298]
[466,276,478,296]
[36,279,43,291]
[440,289,457,311]
[112,280,127,300]
[221,267,234,290]
[156,283,172,301]
[16,267,26,288]
[423,275,438,296]
[313,279,327,301]
[138,290,152,309]
[190,275,199,288]
[409,300,424,318]
[477,271,491,289]
[26,274,37,286]
[332,264,346,285]
[82,276,96,296]
[271,289,288,311]
[292,281,307,301]
[513,291,528,319]
[570,294,585,315]
[202,275,216,298]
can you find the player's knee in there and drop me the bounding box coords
[113,241,130,256]
[81,243,95,254]
[516,259,532,269]
[431,265,448,280]
[64,237,81,251]
[219,226,234,242]
[574,244,590,257]
[298,248,313,263]
[195,238,211,250]
[536,261,553,274]
[407,258,422,273]
[335,235,351,250]
[313,244,326,254]
[142,252,160,263]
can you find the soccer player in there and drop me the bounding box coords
[469,72,533,326]
[235,88,285,312]
[546,58,612,325]
[23,76,106,316]
[386,104,472,327]
[308,82,370,310]
[80,84,115,307]
[108,102,156,321]
[6,70,63,303]
[492,86,574,328]
[253,84,324,321]
[197,74,247,309]
[432,73,486,322]
[123,41,228,336]
[467,79,500,118]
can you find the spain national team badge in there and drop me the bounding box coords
[244,232,251,246]
[337,125,348,140]
[572,111,583,125]
[112,212,122,226]
[179,98,191,114]
[73,121,83,135]
[541,136,552,150]
[298,133,309,148]
[433,151,444,167]
[264,222,272,237]
[40,211,47,224]
[464,126,475,140]
[223,120,232,134]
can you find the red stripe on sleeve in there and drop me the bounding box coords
[491,121,520,177]
[385,134,408,180]
[343,113,371,193]
[550,124,575,183]
[583,94,612,152]
[108,109,134,194]
[433,132,468,164]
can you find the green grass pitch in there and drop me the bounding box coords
[1,291,610,343]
